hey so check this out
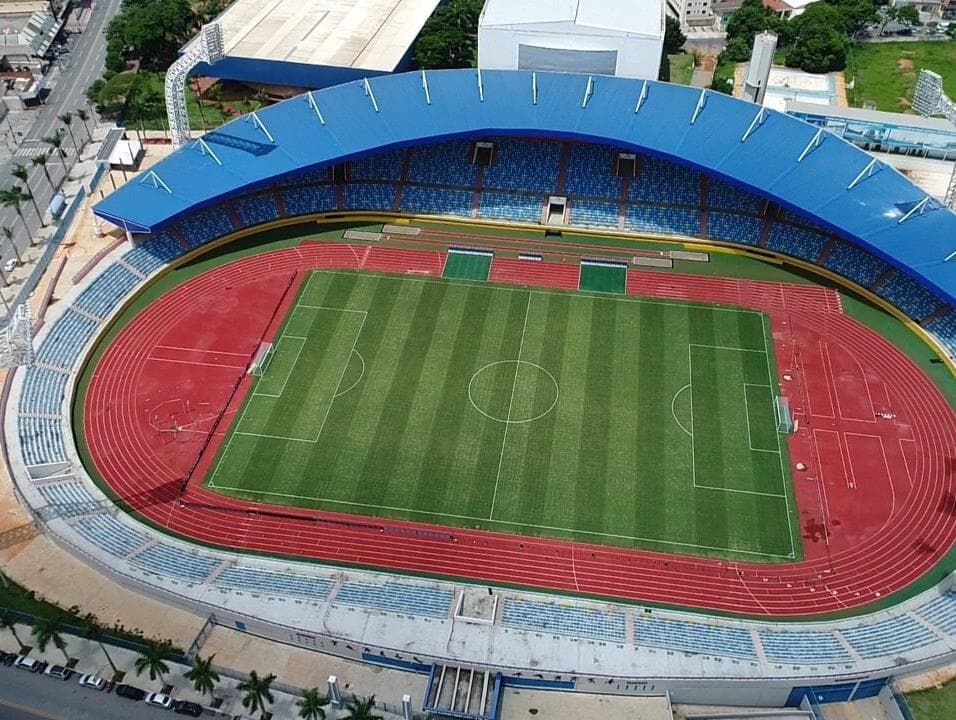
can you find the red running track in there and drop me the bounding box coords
[82,243,956,616]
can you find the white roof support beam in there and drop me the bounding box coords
[581,76,594,109]
[898,196,932,224]
[363,77,380,113]
[847,158,880,190]
[634,81,648,114]
[306,91,326,125]
[741,106,767,143]
[690,89,707,125]
[248,111,275,143]
[140,170,172,194]
[797,127,825,162]
[192,138,223,166]
[532,72,538,106]
[421,70,431,106]
[477,68,484,102]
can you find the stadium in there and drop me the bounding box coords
[6,69,956,712]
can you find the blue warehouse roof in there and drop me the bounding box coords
[93,69,956,305]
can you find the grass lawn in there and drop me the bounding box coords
[207,269,800,561]
[846,40,956,112]
[906,682,956,720]
[669,53,696,85]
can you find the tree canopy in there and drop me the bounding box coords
[785,2,851,71]
[105,0,197,73]
[664,17,687,55]
[414,0,484,69]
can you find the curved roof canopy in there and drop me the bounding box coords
[93,69,956,305]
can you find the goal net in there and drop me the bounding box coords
[0,303,33,368]
[774,395,795,434]
[248,342,273,376]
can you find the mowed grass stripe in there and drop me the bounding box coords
[209,271,799,561]
[443,252,492,281]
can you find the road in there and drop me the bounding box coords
[0,0,124,264]
[0,668,170,720]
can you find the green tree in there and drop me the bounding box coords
[0,611,27,651]
[237,670,276,715]
[42,131,67,163]
[664,16,688,55]
[82,615,118,675]
[75,108,93,140]
[725,0,782,49]
[10,165,43,225]
[2,226,23,263]
[786,3,850,72]
[31,616,69,664]
[297,688,327,720]
[825,0,878,36]
[0,186,33,236]
[105,0,197,72]
[134,640,171,683]
[342,695,383,720]
[413,0,483,69]
[58,112,79,150]
[31,153,55,193]
[184,654,220,698]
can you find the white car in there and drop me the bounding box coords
[145,692,174,709]
[78,673,107,690]
[44,664,72,680]
[13,655,41,672]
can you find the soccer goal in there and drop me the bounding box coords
[774,395,795,434]
[248,342,273,376]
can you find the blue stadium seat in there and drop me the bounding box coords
[179,207,235,247]
[213,566,334,600]
[501,597,626,643]
[235,193,279,228]
[707,178,764,214]
[349,149,406,181]
[625,205,699,237]
[123,231,184,276]
[707,212,763,246]
[20,366,68,416]
[343,183,396,211]
[71,514,148,557]
[915,592,956,635]
[35,481,96,513]
[759,630,853,664]
[569,200,619,228]
[477,192,542,223]
[401,186,472,217]
[628,157,700,205]
[74,264,140,319]
[824,241,889,288]
[19,417,66,465]
[34,309,98,370]
[766,223,828,262]
[482,139,560,193]
[564,143,621,200]
[282,184,337,217]
[277,167,330,186]
[634,613,756,659]
[876,271,943,320]
[925,309,956,358]
[131,544,220,582]
[334,581,453,618]
[407,141,477,186]
[840,616,937,659]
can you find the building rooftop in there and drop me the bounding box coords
[206,0,442,72]
[480,0,662,39]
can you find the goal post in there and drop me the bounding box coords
[774,395,795,434]
[248,342,274,376]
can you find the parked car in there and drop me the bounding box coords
[145,692,174,709]
[78,673,107,690]
[14,655,42,672]
[43,664,73,680]
[173,700,203,716]
[115,683,147,701]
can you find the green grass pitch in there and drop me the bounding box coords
[207,269,801,562]
[443,250,492,281]
[579,262,626,293]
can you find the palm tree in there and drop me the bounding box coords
[184,653,219,698]
[75,108,93,141]
[31,153,55,193]
[82,615,117,675]
[297,688,327,720]
[0,611,27,651]
[42,131,67,163]
[31,616,70,664]
[342,695,382,720]
[58,112,79,150]
[0,186,32,236]
[237,670,276,715]
[2,226,22,263]
[134,640,171,683]
[11,165,43,225]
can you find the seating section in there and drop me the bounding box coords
[925,310,956,358]
[277,167,330,186]
[35,481,96,512]
[408,141,477,187]
[401,186,472,217]
[766,224,828,262]
[478,192,542,223]
[824,241,889,288]
[876,271,943,321]
[625,205,700,237]
[707,212,763,246]
[123,231,184,276]
[629,157,700,205]
[282,184,337,217]
[71,514,147,557]
[34,309,98,370]
[343,183,396,211]
[19,417,66,465]
[20,367,68,416]
[73,264,140,319]
[634,614,757,659]
[501,598,626,643]
[350,149,406,181]
[179,207,235,247]
[569,200,619,228]
[707,178,764,214]
[483,139,560,193]
[759,630,853,664]
[235,194,279,228]
[564,143,621,200]
[915,592,956,634]
[840,616,937,659]
[131,543,220,582]
[334,581,453,618]
[214,566,334,600]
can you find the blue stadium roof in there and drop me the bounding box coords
[93,69,956,305]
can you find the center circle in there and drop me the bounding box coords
[468,360,559,424]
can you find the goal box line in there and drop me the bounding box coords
[248,342,274,376]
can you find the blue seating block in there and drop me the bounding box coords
[629,157,700,205]
[407,141,477,187]
[707,212,763,246]
[482,139,560,193]
[74,264,140,319]
[343,183,396,211]
[282,185,337,216]
[634,614,756,659]
[759,630,852,664]
[824,241,889,287]
[335,581,453,618]
[179,207,235,247]
[569,200,619,228]
[214,566,334,600]
[20,366,68,416]
[35,309,98,370]
[766,223,828,262]
[123,232,183,275]
[401,186,472,217]
[71,514,147,557]
[625,205,699,237]
[501,598,626,643]
[235,194,279,228]
[840,616,937,659]
[19,417,66,465]
[925,310,956,358]
[131,544,219,582]
[35,481,96,513]
[876,271,943,320]
[478,193,542,223]
[350,149,406,181]
[707,178,764,214]
[915,592,956,635]
[564,143,621,200]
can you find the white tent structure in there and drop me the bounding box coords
[477,0,665,80]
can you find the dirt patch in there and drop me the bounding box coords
[897,58,915,73]
[699,54,717,71]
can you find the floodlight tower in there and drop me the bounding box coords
[165,23,225,147]
[913,69,956,210]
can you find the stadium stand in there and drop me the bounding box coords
[759,630,854,664]
[131,543,220,582]
[478,192,542,223]
[20,367,68,416]
[73,265,141,320]
[407,141,477,187]
[633,613,757,659]
[235,193,280,228]
[213,566,334,600]
[839,616,938,659]
[33,310,98,370]
[915,592,956,635]
[706,212,763,246]
[343,183,397,212]
[401,186,472,217]
[925,310,956,357]
[824,241,890,288]
[281,184,337,217]
[123,232,185,276]
[766,223,828,262]
[179,207,236,247]
[349,149,406,181]
[501,597,626,643]
[564,143,621,200]
[629,157,699,205]
[569,199,619,228]
[483,139,560,193]
[35,481,96,510]
[277,167,330,186]
[625,205,700,237]
[70,514,148,557]
[334,581,453,618]
[876,271,944,320]
[707,178,765,214]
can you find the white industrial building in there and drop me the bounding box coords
[477,0,665,80]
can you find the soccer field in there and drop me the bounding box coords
[207,269,800,561]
